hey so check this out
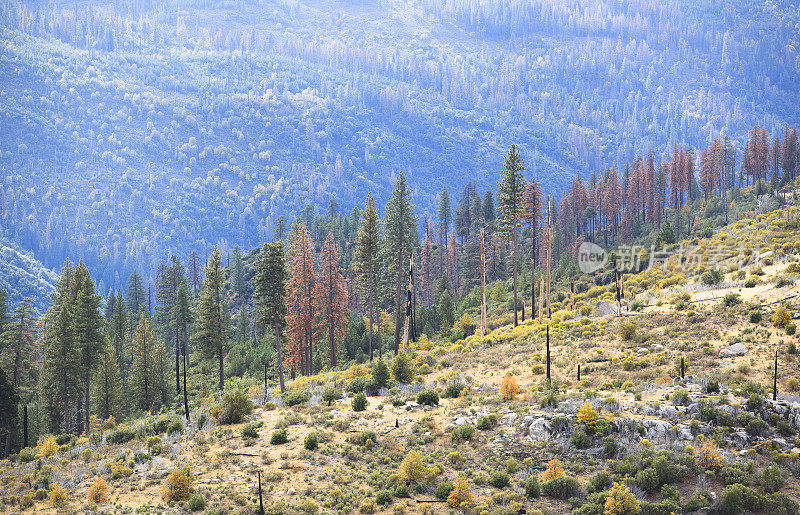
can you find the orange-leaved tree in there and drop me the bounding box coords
[286,222,316,376]
[316,232,348,368]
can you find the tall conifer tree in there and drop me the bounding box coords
[497,144,526,328]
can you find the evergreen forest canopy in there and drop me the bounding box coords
[0,0,799,297]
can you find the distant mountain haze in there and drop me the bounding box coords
[0,0,797,292]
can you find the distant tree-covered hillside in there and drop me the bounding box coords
[0,0,797,291]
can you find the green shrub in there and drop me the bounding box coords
[187,493,206,512]
[443,383,465,398]
[682,490,711,512]
[635,467,660,492]
[602,435,619,457]
[215,390,254,424]
[107,425,137,444]
[702,269,723,285]
[375,489,393,506]
[240,423,259,439]
[785,323,796,335]
[450,424,475,442]
[571,429,590,449]
[586,472,612,494]
[720,464,750,486]
[619,320,637,341]
[744,278,757,288]
[304,433,319,451]
[322,387,343,406]
[347,377,370,393]
[723,293,741,306]
[477,414,498,430]
[417,389,439,406]
[270,428,288,445]
[759,465,786,493]
[372,359,390,388]
[525,476,540,498]
[352,392,368,411]
[18,447,35,463]
[394,484,409,498]
[542,476,581,500]
[435,481,455,500]
[672,388,691,406]
[354,431,377,446]
[749,309,762,323]
[283,391,309,407]
[488,471,510,488]
[720,484,765,514]
[391,353,415,383]
[706,380,720,394]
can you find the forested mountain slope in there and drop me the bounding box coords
[0,0,798,292]
[0,238,56,313]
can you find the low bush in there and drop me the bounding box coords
[450,424,475,442]
[212,390,253,424]
[542,476,580,500]
[375,490,393,505]
[283,391,309,407]
[187,492,206,512]
[240,423,259,439]
[352,392,368,411]
[323,387,343,406]
[304,432,319,451]
[720,484,765,514]
[417,389,439,406]
[488,471,510,488]
[162,466,194,502]
[435,481,455,500]
[571,429,591,449]
[477,414,498,430]
[443,383,465,398]
[107,425,137,444]
[525,476,541,498]
[270,428,288,445]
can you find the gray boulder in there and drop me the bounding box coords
[719,343,748,358]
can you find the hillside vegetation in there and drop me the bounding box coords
[2,201,800,513]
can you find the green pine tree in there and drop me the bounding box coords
[92,340,122,421]
[0,367,19,459]
[353,192,381,360]
[384,172,418,354]
[40,260,81,434]
[232,245,245,299]
[111,289,128,375]
[126,270,147,334]
[498,144,527,328]
[254,241,287,392]
[130,315,159,412]
[73,260,105,434]
[1,297,35,391]
[193,246,227,390]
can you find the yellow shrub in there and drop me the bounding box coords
[399,451,429,485]
[539,459,564,482]
[787,378,800,392]
[162,465,194,501]
[447,478,474,508]
[499,374,524,401]
[773,305,791,328]
[577,401,599,429]
[693,435,725,472]
[102,415,116,430]
[603,482,640,515]
[49,483,67,506]
[87,476,108,504]
[37,435,58,459]
[110,459,133,479]
[346,364,370,382]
